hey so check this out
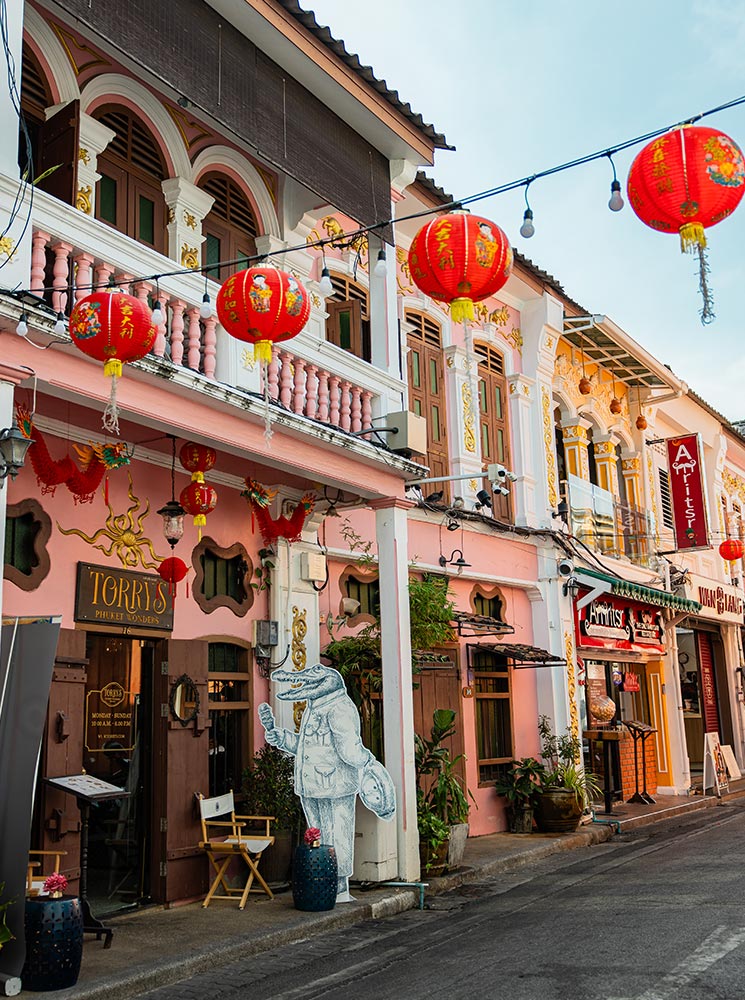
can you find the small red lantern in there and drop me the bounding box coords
[407,212,513,323]
[719,538,744,561]
[69,290,156,432]
[158,556,188,599]
[627,126,745,323]
[179,442,217,481]
[180,479,217,539]
[216,266,310,363]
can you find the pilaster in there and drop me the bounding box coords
[444,344,483,506]
[561,419,591,480]
[161,178,215,267]
[76,114,116,218]
[506,373,537,526]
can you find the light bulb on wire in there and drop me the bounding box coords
[200,292,213,319]
[319,266,333,297]
[608,179,624,212]
[373,248,387,277]
[519,208,535,239]
[151,300,164,325]
[54,311,66,335]
[16,312,28,337]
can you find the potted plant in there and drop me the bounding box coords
[417,806,450,876]
[494,757,546,833]
[534,715,602,833]
[242,744,303,885]
[415,708,473,871]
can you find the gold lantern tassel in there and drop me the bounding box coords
[194,512,206,543]
[450,298,475,324]
[102,358,123,436]
[679,222,706,253]
[255,340,273,364]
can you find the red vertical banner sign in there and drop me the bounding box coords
[665,433,710,551]
[696,631,720,733]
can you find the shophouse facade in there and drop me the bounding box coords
[0,0,450,911]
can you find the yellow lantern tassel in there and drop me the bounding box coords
[191,470,205,483]
[255,340,273,363]
[194,514,207,528]
[679,222,706,254]
[450,298,475,324]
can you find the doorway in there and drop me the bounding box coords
[82,634,155,915]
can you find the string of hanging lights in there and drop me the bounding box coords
[9,93,745,325]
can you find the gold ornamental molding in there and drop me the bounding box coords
[564,631,581,763]
[181,244,199,269]
[462,382,477,453]
[723,468,745,505]
[542,387,559,509]
[76,185,92,215]
[292,605,308,731]
[78,147,90,166]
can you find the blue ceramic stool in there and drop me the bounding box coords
[22,896,84,991]
[292,844,337,911]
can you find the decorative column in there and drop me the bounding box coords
[506,373,537,526]
[592,436,619,495]
[369,497,418,882]
[161,178,214,266]
[443,344,483,507]
[76,113,116,218]
[561,419,591,480]
[621,453,643,509]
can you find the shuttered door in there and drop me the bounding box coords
[696,631,720,733]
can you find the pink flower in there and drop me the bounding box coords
[43,873,68,895]
[304,827,321,846]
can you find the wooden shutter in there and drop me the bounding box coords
[697,631,720,733]
[406,312,449,498]
[37,100,79,205]
[476,343,511,520]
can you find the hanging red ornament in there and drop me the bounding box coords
[180,479,217,540]
[578,376,592,395]
[610,397,622,415]
[15,405,129,503]
[407,212,513,323]
[69,290,156,433]
[158,556,189,599]
[719,538,744,561]
[179,442,217,480]
[216,266,310,363]
[636,414,648,431]
[627,126,745,324]
[242,479,316,545]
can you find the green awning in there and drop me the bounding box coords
[577,567,701,613]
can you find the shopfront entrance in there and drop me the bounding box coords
[82,634,156,914]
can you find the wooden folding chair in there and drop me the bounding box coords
[27,850,67,896]
[197,792,275,909]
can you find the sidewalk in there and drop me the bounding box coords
[43,782,745,1000]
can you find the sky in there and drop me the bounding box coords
[305,0,745,420]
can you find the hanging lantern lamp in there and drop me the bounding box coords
[69,290,156,434]
[157,436,186,549]
[627,126,745,324]
[180,479,217,540]
[158,556,189,599]
[407,212,513,323]
[719,538,744,561]
[179,442,217,481]
[216,266,310,363]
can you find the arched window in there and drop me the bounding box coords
[406,310,448,494]
[325,274,370,362]
[200,173,258,281]
[19,44,51,180]
[475,343,511,520]
[95,106,167,253]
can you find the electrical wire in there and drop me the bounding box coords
[6,91,745,298]
[0,0,33,271]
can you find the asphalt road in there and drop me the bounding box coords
[143,800,745,1000]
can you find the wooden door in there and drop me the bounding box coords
[151,638,210,904]
[36,628,87,891]
[412,657,466,787]
[37,100,79,205]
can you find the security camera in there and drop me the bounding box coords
[492,484,510,496]
[475,489,492,508]
[487,463,518,484]
[558,557,574,578]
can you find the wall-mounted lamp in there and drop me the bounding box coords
[552,499,570,522]
[0,419,33,486]
[562,575,580,599]
[475,489,492,510]
[439,548,471,572]
[445,516,459,531]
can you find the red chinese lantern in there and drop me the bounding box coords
[216,266,310,363]
[407,212,513,323]
[158,556,188,599]
[179,442,217,481]
[719,538,744,561]
[179,479,217,540]
[69,290,156,433]
[627,126,745,324]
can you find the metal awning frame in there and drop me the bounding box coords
[562,317,671,390]
[466,642,567,671]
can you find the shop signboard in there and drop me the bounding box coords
[576,592,666,654]
[665,434,710,551]
[683,573,745,624]
[75,561,174,632]
[84,681,137,753]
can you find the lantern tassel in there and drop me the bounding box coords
[694,242,716,325]
[263,359,274,444]
[102,370,121,436]
[450,298,475,324]
[255,340,273,364]
[679,222,706,254]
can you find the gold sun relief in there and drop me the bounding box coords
[57,473,166,570]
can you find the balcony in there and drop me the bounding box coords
[564,474,654,568]
[22,191,405,435]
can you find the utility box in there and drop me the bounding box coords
[300,551,327,583]
[385,410,427,457]
[252,620,279,648]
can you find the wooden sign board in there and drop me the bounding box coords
[703,732,729,797]
[45,773,127,802]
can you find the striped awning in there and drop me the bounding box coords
[577,567,701,613]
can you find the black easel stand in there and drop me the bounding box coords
[623,720,657,805]
[78,799,114,949]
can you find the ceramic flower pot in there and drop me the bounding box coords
[22,895,84,991]
[506,804,535,834]
[292,844,337,911]
[534,789,582,833]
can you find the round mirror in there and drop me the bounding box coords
[169,674,200,726]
